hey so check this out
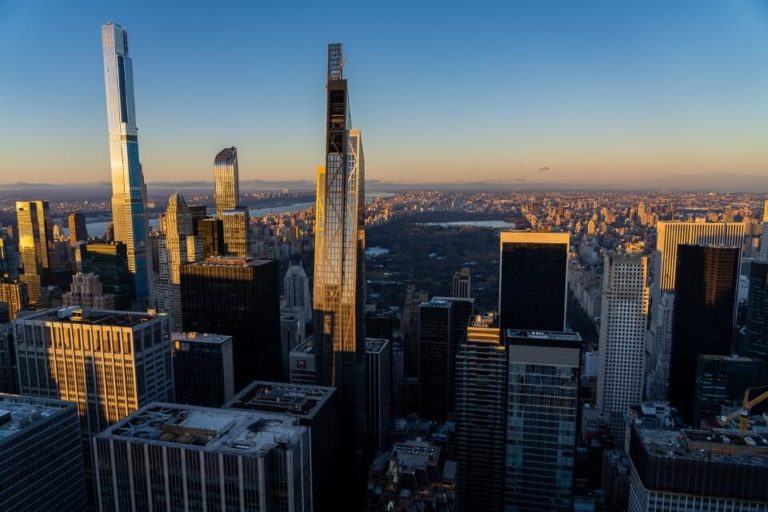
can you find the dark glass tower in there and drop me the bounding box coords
[195,217,225,259]
[180,256,281,389]
[694,354,765,422]
[172,332,235,407]
[76,242,133,309]
[669,245,739,420]
[744,261,768,361]
[499,231,569,332]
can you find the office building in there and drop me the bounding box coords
[281,307,305,379]
[744,261,768,360]
[669,245,739,420]
[214,146,240,218]
[365,310,395,341]
[367,440,457,512]
[62,272,115,309]
[0,325,16,393]
[172,332,235,407]
[505,329,581,512]
[402,285,428,379]
[67,212,88,246]
[93,402,312,512]
[196,216,225,258]
[181,256,281,388]
[285,260,312,325]
[76,242,133,309]
[693,354,766,422]
[0,394,87,512]
[499,231,569,332]
[102,22,151,303]
[290,338,318,385]
[313,43,368,459]
[366,337,391,452]
[597,253,649,444]
[454,318,505,512]
[222,206,251,257]
[418,297,473,421]
[0,232,19,278]
[627,407,768,511]
[14,308,174,440]
[225,381,339,511]
[0,277,29,320]
[16,200,52,303]
[647,222,745,400]
[452,266,472,298]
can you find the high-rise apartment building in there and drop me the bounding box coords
[597,253,649,444]
[285,260,312,325]
[181,257,281,388]
[499,231,569,332]
[313,42,368,459]
[225,381,339,512]
[0,277,29,320]
[62,272,115,309]
[172,331,235,407]
[647,222,745,400]
[366,337,391,452]
[222,206,251,257]
[76,241,133,309]
[669,245,739,420]
[102,22,151,304]
[744,261,768,360]
[0,394,87,512]
[14,308,174,440]
[418,297,474,421]
[454,318,505,512]
[93,403,312,512]
[16,200,52,303]
[452,266,472,298]
[505,329,581,512]
[214,146,240,218]
[67,212,88,246]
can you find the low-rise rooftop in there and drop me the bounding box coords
[0,394,77,443]
[225,381,335,419]
[171,332,232,345]
[17,307,164,328]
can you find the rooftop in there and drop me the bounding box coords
[366,337,389,353]
[225,381,335,419]
[187,256,273,268]
[505,329,582,347]
[17,307,164,328]
[290,338,315,355]
[214,146,237,164]
[171,332,232,345]
[97,402,305,455]
[0,394,76,443]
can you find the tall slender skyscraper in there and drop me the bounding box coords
[312,43,367,460]
[101,22,150,304]
[214,147,240,218]
[743,261,768,360]
[15,200,52,303]
[67,212,88,246]
[285,260,312,324]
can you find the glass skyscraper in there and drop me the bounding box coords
[214,146,240,218]
[15,200,52,303]
[101,22,150,304]
[312,43,367,459]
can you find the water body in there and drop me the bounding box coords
[417,220,517,229]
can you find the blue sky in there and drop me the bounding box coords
[0,0,767,185]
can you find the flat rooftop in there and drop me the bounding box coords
[290,338,315,355]
[98,403,305,455]
[391,441,441,471]
[225,381,335,419]
[17,307,163,328]
[171,332,232,345]
[0,394,76,443]
[505,329,581,347]
[188,256,273,268]
[366,337,389,353]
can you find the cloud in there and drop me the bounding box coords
[538,166,550,172]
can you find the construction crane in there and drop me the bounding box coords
[720,385,768,433]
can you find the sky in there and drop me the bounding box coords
[0,0,767,187]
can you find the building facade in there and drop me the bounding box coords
[744,261,768,360]
[172,331,235,407]
[693,354,766,422]
[102,22,151,303]
[222,206,251,257]
[0,277,29,321]
[16,200,52,303]
[67,212,88,246]
[366,337,391,452]
[452,267,472,298]
[214,146,240,219]
[62,272,115,309]
[76,241,133,309]
[284,260,312,325]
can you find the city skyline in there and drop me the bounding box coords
[1,1,767,187]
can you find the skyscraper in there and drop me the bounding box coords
[0,277,29,321]
[498,231,569,332]
[366,337,391,452]
[62,272,115,309]
[743,261,768,360]
[505,329,581,512]
[646,221,745,400]
[597,253,649,444]
[214,146,240,218]
[101,22,150,304]
[285,260,312,324]
[452,266,472,298]
[222,206,251,257]
[693,354,765,422]
[196,216,225,258]
[181,256,282,388]
[172,332,235,407]
[16,200,52,303]
[758,199,768,261]
[0,232,19,279]
[0,394,87,512]
[669,245,740,420]
[312,43,367,459]
[76,242,133,309]
[455,318,506,512]
[67,212,88,246]
[0,325,17,393]
[402,285,428,379]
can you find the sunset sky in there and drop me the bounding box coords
[1,0,767,186]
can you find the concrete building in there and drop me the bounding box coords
[0,277,29,320]
[289,338,318,385]
[0,394,87,512]
[284,260,312,325]
[452,266,471,298]
[93,402,312,511]
[172,331,235,407]
[281,307,305,380]
[62,272,115,309]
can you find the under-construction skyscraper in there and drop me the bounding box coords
[313,43,367,469]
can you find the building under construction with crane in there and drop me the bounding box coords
[626,402,768,511]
